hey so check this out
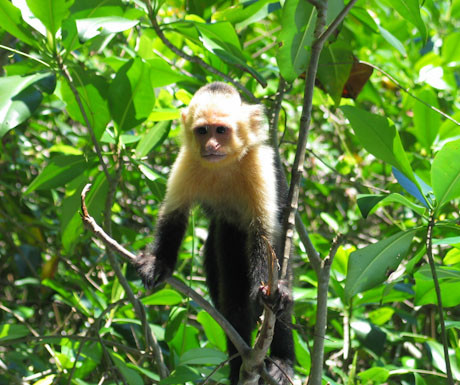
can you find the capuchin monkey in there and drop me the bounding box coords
[135,82,295,384]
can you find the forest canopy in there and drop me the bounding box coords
[0,0,460,384]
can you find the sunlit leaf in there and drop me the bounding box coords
[413,88,440,149]
[357,192,426,218]
[108,58,155,132]
[25,155,95,194]
[341,106,418,186]
[276,0,316,82]
[141,289,182,306]
[196,310,226,351]
[135,120,171,159]
[25,0,72,36]
[61,67,110,140]
[432,140,460,211]
[0,72,54,137]
[345,229,416,301]
[76,16,139,41]
[382,0,427,42]
[0,0,37,46]
[0,324,30,341]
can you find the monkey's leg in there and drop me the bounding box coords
[214,220,254,385]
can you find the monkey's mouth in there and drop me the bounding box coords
[202,153,227,162]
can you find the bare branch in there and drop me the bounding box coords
[308,234,342,385]
[426,213,454,385]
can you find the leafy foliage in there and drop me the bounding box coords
[0,0,459,384]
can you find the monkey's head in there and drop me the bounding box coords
[181,82,266,168]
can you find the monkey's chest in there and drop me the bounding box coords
[193,172,256,218]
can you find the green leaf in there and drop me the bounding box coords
[75,16,139,41]
[357,193,426,218]
[378,25,407,56]
[194,22,266,86]
[425,340,460,378]
[108,58,156,132]
[141,289,182,306]
[415,265,460,307]
[442,31,460,64]
[147,58,191,88]
[42,279,91,316]
[358,367,390,383]
[135,120,171,159]
[60,67,110,140]
[212,0,279,29]
[110,352,143,385]
[165,307,187,343]
[276,0,316,82]
[25,0,72,36]
[0,0,37,46]
[196,310,226,351]
[382,0,427,43]
[160,365,202,385]
[413,88,440,149]
[317,42,353,105]
[0,324,30,341]
[432,140,460,211]
[345,229,416,301]
[439,111,460,141]
[341,106,417,185]
[0,72,54,137]
[179,348,227,365]
[349,7,378,32]
[25,155,94,194]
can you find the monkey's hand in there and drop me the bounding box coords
[134,252,173,289]
[258,280,293,316]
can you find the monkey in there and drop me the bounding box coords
[135,82,295,384]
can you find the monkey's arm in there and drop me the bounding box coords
[248,225,293,314]
[135,208,188,288]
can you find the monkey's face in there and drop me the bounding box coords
[193,124,232,162]
[182,96,245,168]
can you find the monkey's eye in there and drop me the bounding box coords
[216,126,227,134]
[195,126,207,135]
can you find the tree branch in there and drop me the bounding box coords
[426,212,454,385]
[144,0,258,103]
[308,234,342,385]
[81,184,169,379]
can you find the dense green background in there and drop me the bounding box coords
[1,0,459,384]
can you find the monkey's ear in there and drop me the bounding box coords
[245,103,267,144]
[181,108,188,125]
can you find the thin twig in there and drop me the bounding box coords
[0,44,51,67]
[426,212,454,385]
[360,60,459,126]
